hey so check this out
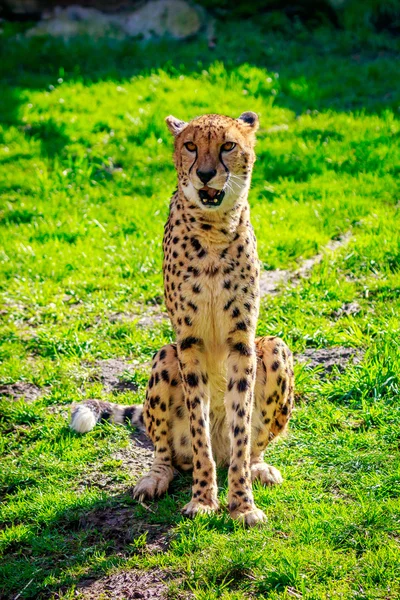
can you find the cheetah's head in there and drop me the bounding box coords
[165,112,258,211]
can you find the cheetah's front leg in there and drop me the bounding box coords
[225,343,266,526]
[179,339,219,517]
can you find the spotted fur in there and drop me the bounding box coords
[70,113,294,526]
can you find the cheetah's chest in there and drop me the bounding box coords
[163,205,260,353]
[175,256,256,345]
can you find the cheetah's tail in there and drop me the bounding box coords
[70,399,144,434]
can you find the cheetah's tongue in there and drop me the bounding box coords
[199,186,225,207]
[200,186,218,198]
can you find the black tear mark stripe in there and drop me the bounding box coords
[188,149,198,175]
[219,149,230,175]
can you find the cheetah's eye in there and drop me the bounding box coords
[221,142,236,152]
[184,142,197,152]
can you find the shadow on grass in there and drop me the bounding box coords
[1,485,183,597]
[0,425,238,599]
[0,87,72,160]
[0,20,399,159]
[24,119,71,158]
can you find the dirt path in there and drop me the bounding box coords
[259,232,352,296]
[104,232,353,328]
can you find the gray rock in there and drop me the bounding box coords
[26,1,203,40]
[26,6,123,38]
[123,0,202,39]
[2,0,42,16]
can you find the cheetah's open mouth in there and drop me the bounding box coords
[199,186,225,207]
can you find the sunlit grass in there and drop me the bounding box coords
[0,18,399,600]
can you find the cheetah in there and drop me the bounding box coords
[71,112,294,526]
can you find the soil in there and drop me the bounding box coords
[331,301,361,320]
[76,568,169,599]
[296,346,364,374]
[79,505,170,554]
[89,359,139,393]
[77,437,154,494]
[260,232,352,296]
[135,311,169,328]
[108,306,169,328]
[0,381,46,402]
[112,435,155,485]
[259,268,290,296]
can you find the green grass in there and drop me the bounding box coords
[0,18,400,600]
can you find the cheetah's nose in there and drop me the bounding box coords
[196,169,217,184]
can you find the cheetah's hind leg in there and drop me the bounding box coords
[132,344,179,501]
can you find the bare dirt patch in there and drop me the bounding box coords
[113,432,154,473]
[296,346,364,374]
[259,268,290,296]
[76,569,169,599]
[0,381,45,402]
[77,437,154,494]
[331,301,361,320]
[108,305,169,329]
[260,232,352,296]
[79,506,169,554]
[136,310,169,328]
[89,359,139,393]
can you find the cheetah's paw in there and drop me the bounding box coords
[133,468,174,501]
[181,498,219,518]
[232,507,267,527]
[251,463,283,486]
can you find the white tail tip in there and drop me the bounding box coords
[70,404,97,433]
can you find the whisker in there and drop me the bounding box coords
[227,178,244,191]
[228,174,246,183]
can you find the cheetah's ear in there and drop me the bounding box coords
[237,112,259,131]
[165,115,188,137]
